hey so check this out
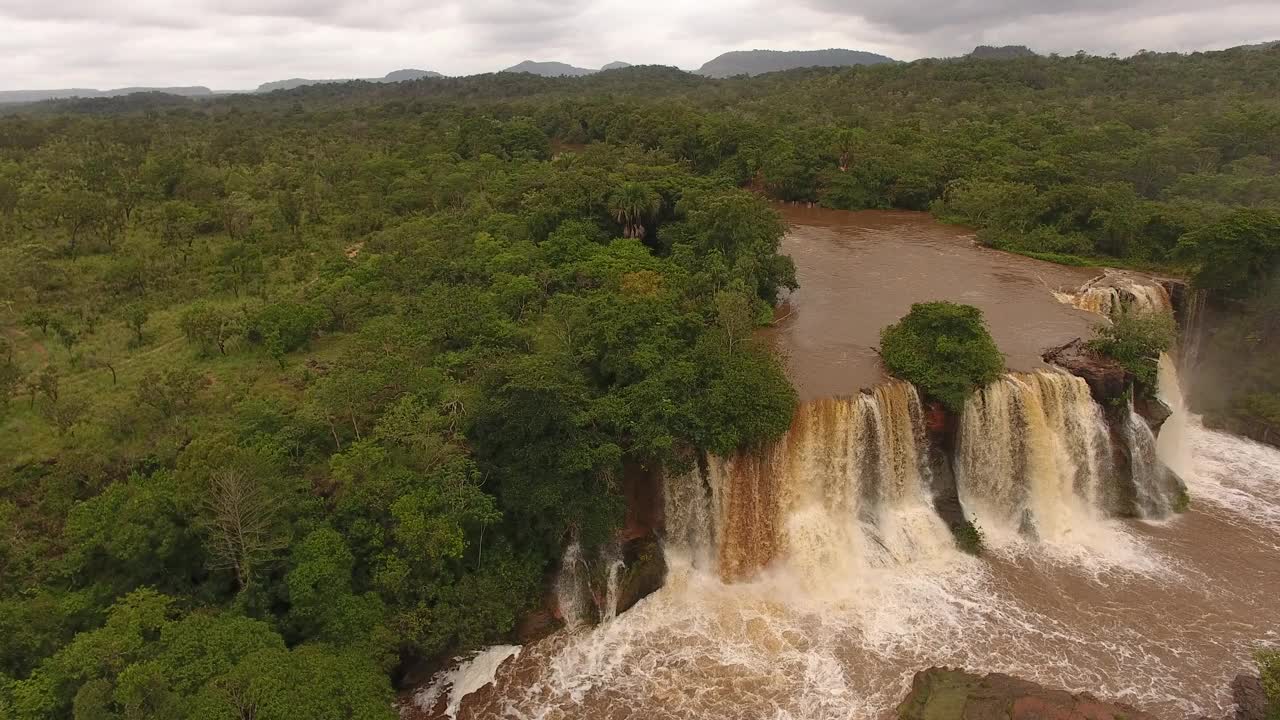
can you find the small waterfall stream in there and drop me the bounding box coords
[956,371,1117,545]
[555,542,592,631]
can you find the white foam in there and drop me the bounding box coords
[415,644,522,719]
[1186,418,1280,533]
[497,547,1211,719]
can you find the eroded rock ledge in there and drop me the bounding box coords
[897,667,1162,720]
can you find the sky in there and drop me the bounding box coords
[2,0,1279,90]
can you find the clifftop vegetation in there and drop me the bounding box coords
[879,303,1005,412]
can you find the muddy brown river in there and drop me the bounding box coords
[413,209,1280,720]
[765,207,1101,400]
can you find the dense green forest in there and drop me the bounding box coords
[2,47,1280,718]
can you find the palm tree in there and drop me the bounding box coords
[609,183,661,239]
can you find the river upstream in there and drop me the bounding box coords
[414,209,1280,720]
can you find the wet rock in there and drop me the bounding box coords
[1135,394,1173,434]
[622,462,663,542]
[513,606,562,644]
[924,401,954,434]
[1043,339,1130,410]
[615,534,667,615]
[1231,673,1268,720]
[923,404,967,535]
[898,667,1163,720]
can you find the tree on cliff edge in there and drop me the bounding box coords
[879,302,1005,412]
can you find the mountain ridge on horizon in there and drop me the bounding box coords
[5,39,1275,105]
[500,60,634,77]
[695,48,897,77]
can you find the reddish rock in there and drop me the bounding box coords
[925,401,953,434]
[1043,339,1129,409]
[621,462,663,542]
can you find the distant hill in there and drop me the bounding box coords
[1230,40,1280,51]
[695,49,896,78]
[966,45,1037,60]
[501,61,597,77]
[600,61,633,71]
[381,69,440,82]
[0,86,211,104]
[255,69,443,93]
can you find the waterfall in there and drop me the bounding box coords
[1057,275,1172,318]
[1156,352,1194,481]
[414,645,522,719]
[663,461,716,567]
[602,556,624,623]
[555,542,592,630]
[957,372,1114,543]
[1061,285,1123,316]
[1126,404,1174,518]
[664,384,955,583]
[1179,288,1207,375]
[1126,283,1173,316]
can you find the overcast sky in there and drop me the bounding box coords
[3,0,1279,90]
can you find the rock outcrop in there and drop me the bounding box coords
[922,401,968,541]
[1231,673,1269,720]
[898,667,1162,720]
[614,535,666,616]
[1043,339,1128,409]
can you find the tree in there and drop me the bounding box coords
[40,395,87,436]
[123,303,149,347]
[179,302,240,356]
[218,193,255,242]
[714,288,756,353]
[35,366,59,406]
[201,468,287,593]
[1176,209,1280,299]
[135,367,208,418]
[609,183,661,239]
[188,645,395,720]
[64,470,199,594]
[879,302,1005,412]
[49,318,78,357]
[22,308,51,336]
[47,189,110,256]
[85,355,117,385]
[1087,312,1176,396]
[157,200,201,263]
[275,191,303,236]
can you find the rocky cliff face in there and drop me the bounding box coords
[1043,339,1130,411]
[1043,338,1184,517]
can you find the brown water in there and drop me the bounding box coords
[411,211,1280,720]
[766,207,1100,400]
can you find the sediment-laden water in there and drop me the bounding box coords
[763,207,1100,400]
[413,210,1280,720]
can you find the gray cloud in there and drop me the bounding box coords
[0,0,1277,90]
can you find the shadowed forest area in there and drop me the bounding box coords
[1,47,1279,719]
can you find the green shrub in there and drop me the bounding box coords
[1086,312,1176,397]
[1257,649,1280,719]
[1174,489,1191,513]
[879,302,1005,412]
[245,301,327,354]
[953,520,985,555]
